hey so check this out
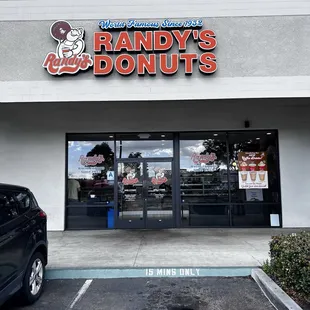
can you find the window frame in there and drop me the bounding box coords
[13,190,33,215]
[0,190,25,229]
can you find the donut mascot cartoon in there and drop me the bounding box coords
[50,20,85,58]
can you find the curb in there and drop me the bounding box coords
[45,266,254,280]
[251,268,303,310]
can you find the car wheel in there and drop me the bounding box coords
[20,252,45,305]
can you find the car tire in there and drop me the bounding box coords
[20,252,45,305]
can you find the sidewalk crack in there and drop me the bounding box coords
[133,234,145,267]
[249,254,263,266]
[243,240,260,250]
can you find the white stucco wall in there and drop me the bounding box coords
[1,0,309,21]
[1,16,310,103]
[0,99,309,230]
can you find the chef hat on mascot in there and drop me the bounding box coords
[50,20,72,41]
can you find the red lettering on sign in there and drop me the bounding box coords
[42,53,93,75]
[180,53,198,74]
[154,31,173,51]
[198,30,217,51]
[160,54,178,75]
[172,30,192,51]
[44,17,220,77]
[114,31,134,52]
[151,177,168,185]
[122,178,139,185]
[93,55,113,75]
[94,32,113,52]
[79,155,105,166]
[134,31,153,51]
[137,54,156,75]
[43,53,59,75]
[115,54,135,75]
[199,53,217,74]
[191,152,217,164]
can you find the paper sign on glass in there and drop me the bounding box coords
[238,152,268,189]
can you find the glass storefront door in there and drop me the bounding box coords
[116,160,174,229]
[145,161,173,228]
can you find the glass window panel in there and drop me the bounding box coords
[117,161,144,221]
[180,132,229,205]
[14,191,31,213]
[181,204,230,227]
[228,131,280,204]
[67,135,115,229]
[146,162,173,220]
[116,133,173,158]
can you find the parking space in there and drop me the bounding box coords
[3,277,275,310]
[2,279,85,310]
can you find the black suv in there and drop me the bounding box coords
[0,184,48,306]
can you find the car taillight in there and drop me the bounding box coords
[39,211,47,218]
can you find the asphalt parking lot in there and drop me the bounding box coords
[3,277,275,310]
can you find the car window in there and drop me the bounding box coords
[0,192,19,226]
[30,192,39,209]
[14,191,31,214]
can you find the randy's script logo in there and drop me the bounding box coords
[43,20,93,75]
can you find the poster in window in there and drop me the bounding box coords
[238,152,268,189]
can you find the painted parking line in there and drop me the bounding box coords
[46,266,254,280]
[2,279,86,310]
[66,279,93,309]
[4,277,275,310]
[66,277,276,310]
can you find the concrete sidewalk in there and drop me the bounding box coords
[47,228,306,269]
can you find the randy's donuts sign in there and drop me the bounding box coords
[43,19,217,76]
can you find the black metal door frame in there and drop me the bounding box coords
[114,157,175,229]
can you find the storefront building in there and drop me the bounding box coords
[1,1,310,231]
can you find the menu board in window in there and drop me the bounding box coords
[238,152,268,189]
